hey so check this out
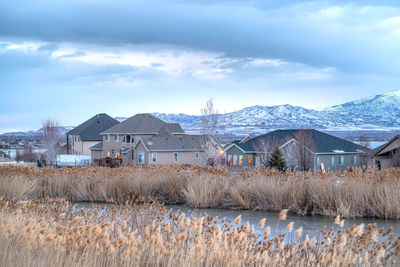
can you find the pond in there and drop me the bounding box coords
[75,203,400,239]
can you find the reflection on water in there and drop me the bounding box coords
[75,202,400,238]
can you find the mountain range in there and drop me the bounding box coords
[2,90,400,138]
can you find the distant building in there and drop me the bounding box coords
[224,129,369,171]
[66,113,119,155]
[372,135,400,169]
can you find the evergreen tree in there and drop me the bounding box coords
[268,146,286,172]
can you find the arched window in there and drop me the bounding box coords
[126,135,131,143]
[138,151,144,163]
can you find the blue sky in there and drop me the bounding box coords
[1,0,400,132]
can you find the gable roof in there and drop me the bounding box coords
[372,135,400,156]
[135,133,218,152]
[66,114,119,141]
[227,129,368,154]
[89,141,103,151]
[101,113,184,134]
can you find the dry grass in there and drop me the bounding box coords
[1,165,400,218]
[0,198,399,266]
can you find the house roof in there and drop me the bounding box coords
[66,113,119,141]
[136,132,217,152]
[101,113,184,134]
[227,129,368,154]
[89,141,103,150]
[372,135,400,156]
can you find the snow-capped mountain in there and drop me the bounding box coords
[151,89,400,135]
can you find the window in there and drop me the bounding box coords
[337,156,344,165]
[152,153,157,163]
[331,157,335,165]
[256,156,261,166]
[173,152,178,162]
[195,152,199,158]
[115,135,119,142]
[105,134,110,142]
[248,156,253,165]
[352,156,357,164]
[233,155,238,165]
[122,136,126,142]
[106,151,110,157]
[138,151,144,163]
[239,155,243,165]
[126,135,130,143]
[317,157,320,166]
[131,136,134,143]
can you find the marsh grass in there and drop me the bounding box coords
[1,165,400,218]
[0,198,400,266]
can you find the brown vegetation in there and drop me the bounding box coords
[1,198,400,266]
[1,165,400,218]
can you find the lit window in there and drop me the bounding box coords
[239,155,243,165]
[233,155,238,165]
[256,156,261,166]
[115,135,119,142]
[152,153,157,163]
[105,135,110,142]
[139,151,144,163]
[106,151,110,157]
[173,152,178,162]
[248,156,253,165]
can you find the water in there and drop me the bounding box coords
[75,203,400,238]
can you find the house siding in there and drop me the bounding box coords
[225,145,255,168]
[314,154,361,171]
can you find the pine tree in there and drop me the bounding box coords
[268,146,286,172]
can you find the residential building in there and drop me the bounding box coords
[225,129,369,171]
[91,113,223,166]
[66,113,119,155]
[372,135,400,169]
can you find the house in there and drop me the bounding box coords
[133,128,222,165]
[91,113,223,166]
[66,113,119,155]
[224,129,369,171]
[372,135,400,169]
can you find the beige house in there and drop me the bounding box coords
[66,113,119,155]
[134,128,223,165]
[91,113,224,166]
[372,135,400,169]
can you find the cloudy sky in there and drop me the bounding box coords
[1,0,400,132]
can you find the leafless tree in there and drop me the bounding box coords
[390,149,400,167]
[42,119,61,166]
[294,129,316,171]
[254,136,279,167]
[16,141,37,162]
[280,139,299,171]
[356,135,372,167]
[201,98,219,136]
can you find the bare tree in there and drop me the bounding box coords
[294,129,316,171]
[254,136,279,167]
[16,141,37,162]
[201,98,219,136]
[42,119,61,166]
[356,135,372,167]
[390,149,400,167]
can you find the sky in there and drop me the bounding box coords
[1,0,400,133]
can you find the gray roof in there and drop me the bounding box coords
[101,113,184,134]
[66,114,119,141]
[228,129,368,154]
[89,141,103,150]
[137,132,216,151]
[372,135,400,156]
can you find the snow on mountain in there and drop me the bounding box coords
[2,90,400,137]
